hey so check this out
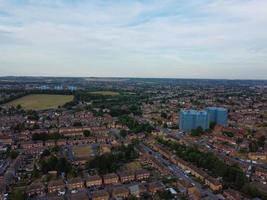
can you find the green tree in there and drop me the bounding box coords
[32,164,40,178]
[9,150,19,159]
[209,122,216,130]
[249,141,259,152]
[9,188,26,200]
[41,149,51,157]
[155,190,174,200]
[257,135,265,148]
[161,112,167,119]
[56,157,72,174]
[83,130,92,137]
[16,104,22,110]
[119,129,127,138]
[191,126,203,137]
[236,138,243,145]
[73,121,82,127]
[223,131,234,137]
[242,183,262,198]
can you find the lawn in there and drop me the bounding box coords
[72,145,92,158]
[6,94,74,110]
[125,161,142,170]
[89,91,120,96]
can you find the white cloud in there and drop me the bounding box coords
[0,0,266,78]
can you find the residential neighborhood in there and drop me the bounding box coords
[0,77,266,200]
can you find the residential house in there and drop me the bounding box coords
[128,183,146,197]
[223,189,246,200]
[103,173,119,185]
[85,175,102,187]
[67,177,84,190]
[68,192,89,200]
[112,186,130,199]
[48,179,65,193]
[135,169,150,181]
[92,189,109,200]
[26,182,45,197]
[0,135,12,145]
[118,171,135,183]
[176,178,194,196]
[204,176,222,192]
[148,181,165,194]
[248,152,266,161]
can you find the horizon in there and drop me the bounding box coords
[0,75,267,81]
[1,0,267,79]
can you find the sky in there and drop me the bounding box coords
[0,0,267,79]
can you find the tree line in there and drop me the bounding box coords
[157,138,263,198]
[86,144,138,174]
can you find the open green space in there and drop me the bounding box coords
[89,91,120,96]
[6,94,74,110]
[72,145,92,158]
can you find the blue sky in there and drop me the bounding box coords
[0,0,267,79]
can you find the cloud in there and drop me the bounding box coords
[0,0,266,79]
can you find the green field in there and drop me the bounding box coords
[72,145,92,158]
[125,161,142,170]
[6,94,74,110]
[89,91,120,96]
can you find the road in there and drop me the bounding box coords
[139,143,221,200]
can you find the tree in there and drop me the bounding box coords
[155,190,174,200]
[236,138,243,145]
[56,157,72,174]
[83,130,91,137]
[9,150,19,159]
[249,141,259,152]
[223,131,234,137]
[73,121,82,127]
[127,196,138,200]
[191,126,203,137]
[27,110,39,120]
[257,135,265,148]
[32,164,40,178]
[140,192,152,200]
[16,104,22,110]
[119,129,127,138]
[41,149,51,157]
[32,132,62,141]
[161,112,167,119]
[209,122,216,130]
[40,156,72,175]
[51,146,60,152]
[119,115,154,133]
[157,138,248,191]
[86,144,137,174]
[9,189,26,200]
[242,183,262,198]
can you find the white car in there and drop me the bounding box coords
[71,190,78,194]
[58,190,65,196]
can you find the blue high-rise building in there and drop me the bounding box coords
[179,110,195,132]
[195,111,209,130]
[179,107,228,132]
[179,110,209,132]
[206,107,228,127]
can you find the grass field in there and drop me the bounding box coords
[125,161,142,170]
[6,94,74,110]
[72,145,92,158]
[89,91,120,96]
